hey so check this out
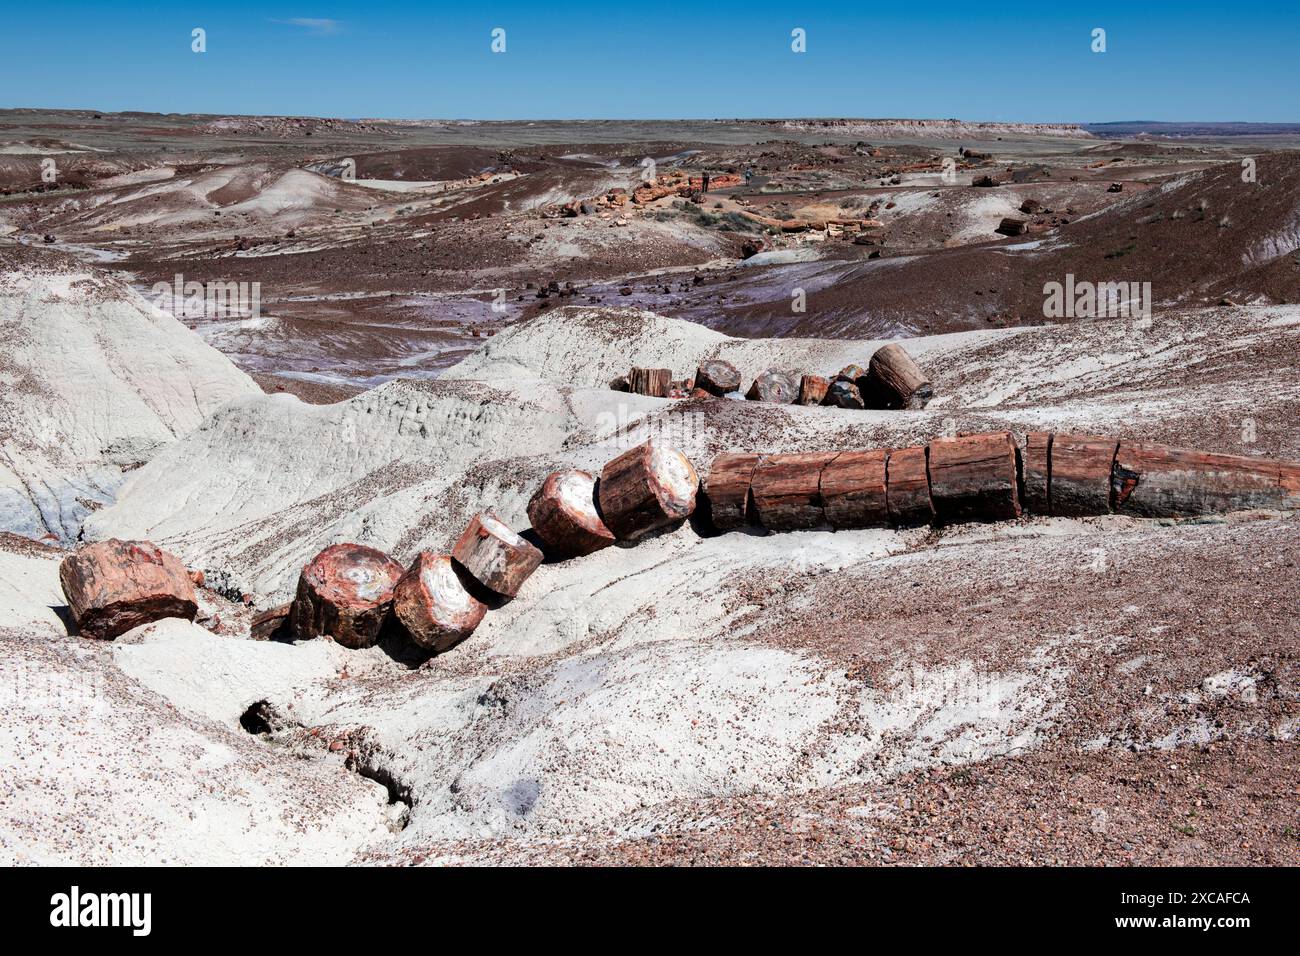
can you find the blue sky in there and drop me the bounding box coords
[1,1,1296,121]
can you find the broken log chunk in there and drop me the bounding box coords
[865,343,933,409]
[290,543,404,648]
[995,217,1028,236]
[1022,432,1052,515]
[835,364,867,383]
[452,511,544,598]
[797,374,830,406]
[58,538,198,640]
[885,446,934,525]
[526,468,616,558]
[695,359,741,396]
[821,449,889,529]
[824,379,865,409]
[745,368,799,404]
[927,432,1021,524]
[597,439,699,539]
[1050,433,1119,517]
[750,452,838,531]
[1111,443,1289,517]
[393,552,487,653]
[250,602,292,641]
[701,452,763,531]
[628,367,671,398]
[1281,461,1300,510]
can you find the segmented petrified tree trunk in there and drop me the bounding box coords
[628,367,671,398]
[745,369,798,404]
[927,432,1021,524]
[886,446,934,525]
[822,449,889,529]
[393,552,487,653]
[1021,432,1052,515]
[1050,434,1119,517]
[702,452,763,531]
[1112,443,1291,517]
[824,379,865,409]
[750,452,838,531]
[797,374,830,406]
[598,440,699,539]
[452,511,544,598]
[866,343,933,409]
[290,543,404,648]
[527,468,615,558]
[58,539,198,640]
[695,359,741,396]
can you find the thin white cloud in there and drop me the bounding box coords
[273,18,342,36]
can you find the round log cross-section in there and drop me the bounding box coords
[866,343,933,409]
[598,440,699,539]
[393,552,488,653]
[745,369,799,404]
[290,543,404,648]
[527,469,616,559]
[452,511,544,598]
[695,359,742,396]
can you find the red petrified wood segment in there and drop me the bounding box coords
[1021,432,1052,515]
[597,440,699,539]
[628,367,671,398]
[927,432,1021,524]
[1112,443,1291,517]
[393,552,487,653]
[702,452,763,531]
[885,446,933,525]
[452,511,544,598]
[290,543,404,648]
[695,359,741,396]
[1050,433,1119,517]
[526,468,616,559]
[58,538,198,640]
[750,452,839,531]
[866,343,933,409]
[797,374,830,406]
[746,369,799,404]
[821,449,889,529]
[250,602,292,641]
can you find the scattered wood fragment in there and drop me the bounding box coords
[598,440,699,539]
[393,552,487,653]
[452,511,543,598]
[290,543,404,648]
[58,538,198,640]
[527,468,616,558]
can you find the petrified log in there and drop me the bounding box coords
[452,511,543,598]
[702,452,763,531]
[1112,443,1291,517]
[995,217,1028,236]
[745,369,799,404]
[824,379,865,409]
[695,359,741,396]
[58,539,198,640]
[797,374,830,406]
[628,367,671,398]
[836,364,867,383]
[885,446,934,525]
[526,468,615,558]
[1050,433,1119,517]
[927,432,1021,524]
[597,440,699,539]
[749,452,838,531]
[250,603,291,641]
[821,449,889,529]
[393,552,487,653]
[1021,432,1052,515]
[290,543,404,648]
[866,343,933,409]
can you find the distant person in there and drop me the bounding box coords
[701,172,710,194]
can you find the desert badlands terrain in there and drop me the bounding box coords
[0,111,1297,866]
